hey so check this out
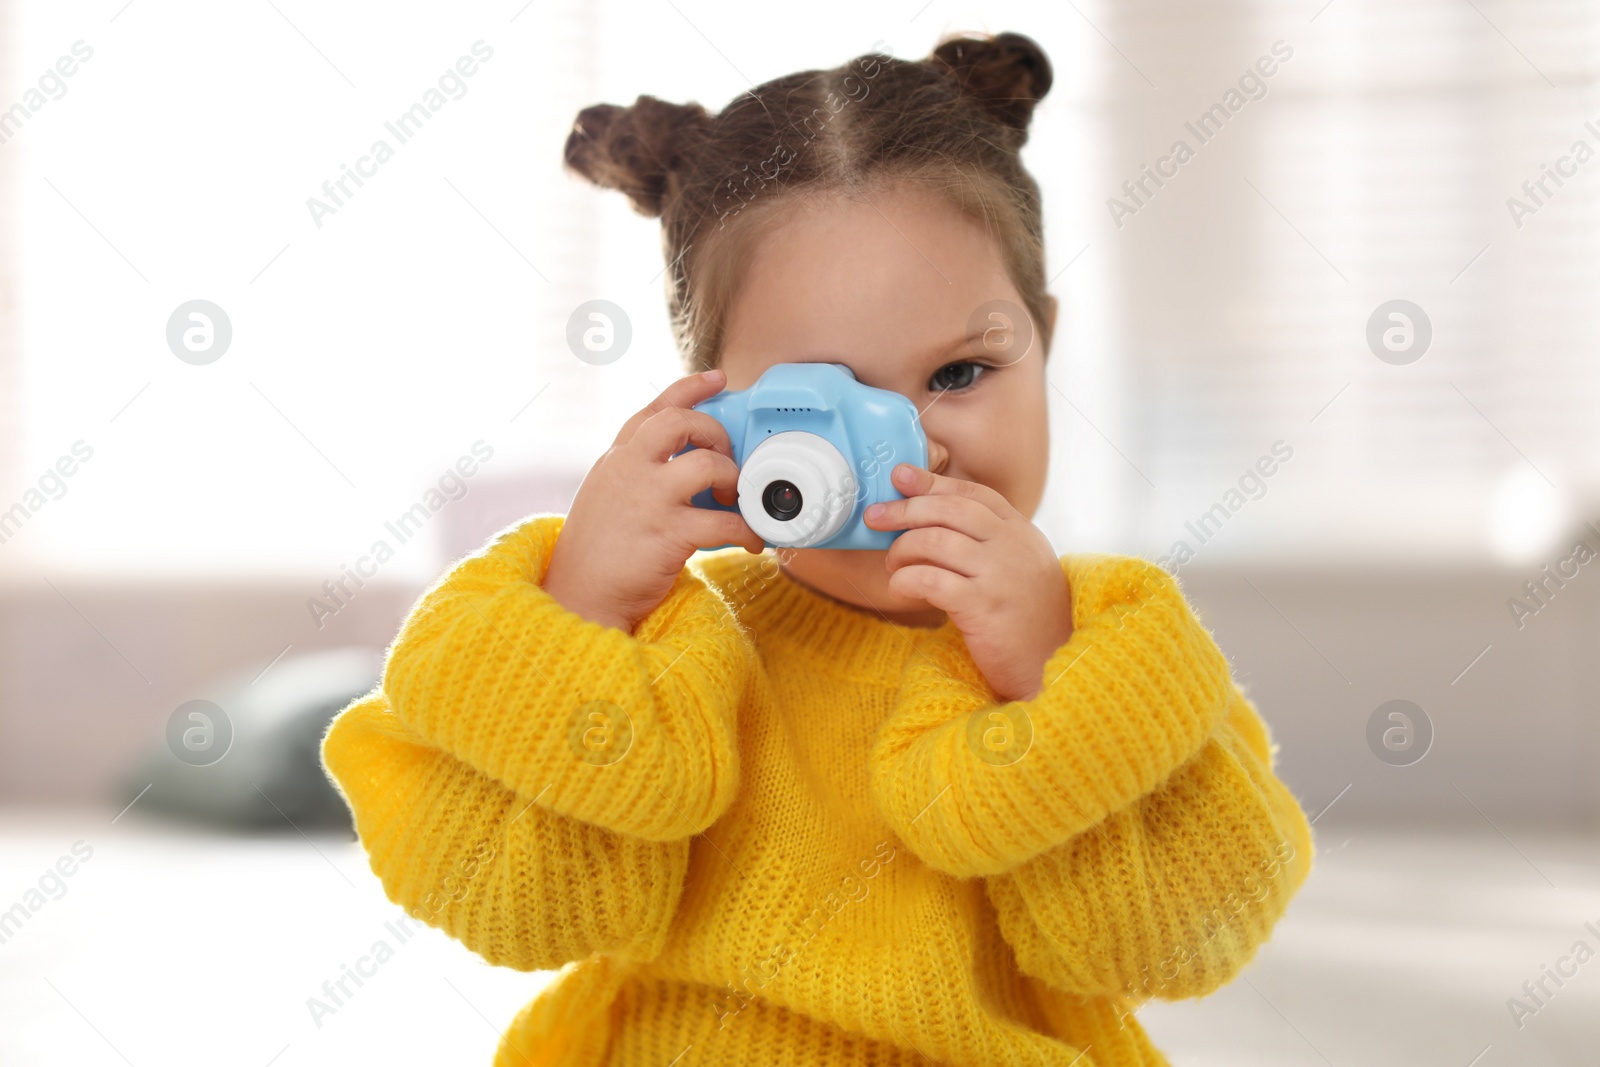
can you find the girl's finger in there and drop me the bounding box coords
[885,563,972,613]
[613,368,727,448]
[889,464,1017,520]
[885,525,985,579]
[866,492,1003,542]
[661,445,741,507]
[641,405,738,464]
[679,503,766,555]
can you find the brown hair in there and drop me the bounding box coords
[563,31,1056,374]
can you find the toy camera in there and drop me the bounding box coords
[674,361,928,550]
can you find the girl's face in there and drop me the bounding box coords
[717,183,1055,627]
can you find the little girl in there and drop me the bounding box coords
[322,30,1313,1067]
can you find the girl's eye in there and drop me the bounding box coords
[929,361,988,393]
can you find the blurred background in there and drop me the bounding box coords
[1,0,1597,1064]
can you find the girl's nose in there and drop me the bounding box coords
[925,437,950,477]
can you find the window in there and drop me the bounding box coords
[5,0,1572,579]
[1094,0,1597,566]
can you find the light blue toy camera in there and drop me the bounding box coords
[676,362,928,550]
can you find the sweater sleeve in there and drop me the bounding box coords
[982,691,1314,1001]
[321,689,691,971]
[379,513,755,842]
[869,555,1237,879]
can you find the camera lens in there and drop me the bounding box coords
[736,432,853,547]
[762,480,803,521]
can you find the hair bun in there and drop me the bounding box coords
[564,94,711,218]
[929,31,1053,132]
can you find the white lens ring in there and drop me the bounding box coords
[737,431,856,547]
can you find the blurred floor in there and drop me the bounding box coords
[1135,825,1600,1066]
[0,807,1595,1066]
[0,806,553,1067]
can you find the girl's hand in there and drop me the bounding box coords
[864,463,1073,702]
[543,369,766,634]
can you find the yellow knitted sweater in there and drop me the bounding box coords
[321,512,1313,1067]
